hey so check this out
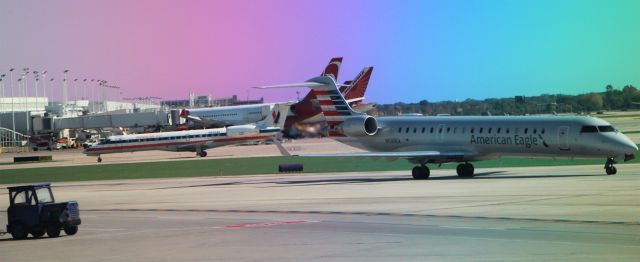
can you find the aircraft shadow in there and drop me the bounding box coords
[145,171,602,190]
[272,171,601,186]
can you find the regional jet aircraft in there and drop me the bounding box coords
[257,76,637,179]
[84,103,289,162]
[180,57,375,133]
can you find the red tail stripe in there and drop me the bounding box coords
[313,91,330,96]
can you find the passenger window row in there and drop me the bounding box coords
[397,126,546,135]
[103,133,225,144]
[203,113,239,118]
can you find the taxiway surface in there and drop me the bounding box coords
[1,164,639,261]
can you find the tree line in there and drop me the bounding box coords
[373,85,640,116]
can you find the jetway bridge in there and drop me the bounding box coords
[52,111,172,131]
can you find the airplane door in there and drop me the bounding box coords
[558,126,570,150]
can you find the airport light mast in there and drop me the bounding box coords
[83,79,87,101]
[73,78,78,105]
[9,68,15,139]
[34,73,39,113]
[63,70,69,105]
[21,69,30,134]
[41,71,47,104]
[0,77,3,128]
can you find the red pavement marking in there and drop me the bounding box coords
[221,220,313,229]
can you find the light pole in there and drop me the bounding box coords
[82,79,87,102]
[9,68,15,138]
[0,78,3,128]
[62,70,68,104]
[49,78,54,104]
[0,74,4,97]
[33,71,39,112]
[73,78,78,105]
[42,71,47,105]
[90,79,95,113]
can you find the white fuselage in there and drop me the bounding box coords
[84,125,277,156]
[186,104,272,126]
[338,115,637,162]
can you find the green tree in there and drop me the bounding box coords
[579,93,604,111]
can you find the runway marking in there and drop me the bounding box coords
[84,209,640,226]
[216,220,317,229]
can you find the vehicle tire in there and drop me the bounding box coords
[47,223,61,238]
[412,166,428,180]
[606,166,617,175]
[464,163,475,177]
[63,225,78,236]
[11,223,29,240]
[456,164,464,177]
[422,166,430,178]
[412,166,422,179]
[30,228,46,238]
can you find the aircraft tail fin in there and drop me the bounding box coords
[321,57,343,81]
[255,76,364,137]
[257,102,293,130]
[343,67,373,101]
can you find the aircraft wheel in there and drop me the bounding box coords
[200,151,207,157]
[458,163,474,178]
[11,223,29,240]
[97,157,102,163]
[411,165,429,180]
[64,225,78,236]
[604,158,617,175]
[47,223,61,238]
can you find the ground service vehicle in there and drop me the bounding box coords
[5,184,81,240]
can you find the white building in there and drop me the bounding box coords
[0,97,48,112]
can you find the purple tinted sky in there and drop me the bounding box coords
[1,0,639,103]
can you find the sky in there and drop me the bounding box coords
[1,0,639,104]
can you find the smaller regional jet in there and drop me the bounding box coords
[84,103,289,162]
[258,75,638,179]
[179,57,375,132]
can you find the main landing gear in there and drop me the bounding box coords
[197,151,208,157]
[97,156,102,163]
[604,158,617,175]
[456,162,474,178]
[412,165,430,179]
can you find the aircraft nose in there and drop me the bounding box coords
[615,136,638,161]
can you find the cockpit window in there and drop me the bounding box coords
[580,126,598,133]
[598,126,616,132]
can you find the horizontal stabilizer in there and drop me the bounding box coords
[254,82,325,89]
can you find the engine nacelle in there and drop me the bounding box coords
[226,125,259,137]
[341,116,378,137]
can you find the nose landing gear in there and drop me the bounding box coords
[605,158,617,175]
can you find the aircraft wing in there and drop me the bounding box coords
[254,82,326,89]
[274,141,474,163]
[299,151,471,163]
